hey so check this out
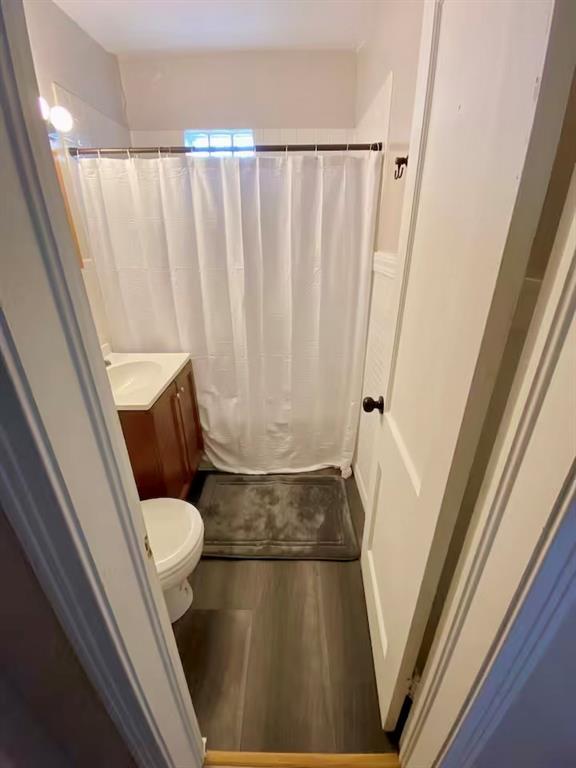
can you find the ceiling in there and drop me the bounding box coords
[53,0,378,54]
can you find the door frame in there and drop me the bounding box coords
[0,1,204,766]
[402,165,576,768]
[2,0,574,767]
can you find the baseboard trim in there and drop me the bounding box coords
[353,461,370,513]
[205,752,400,768]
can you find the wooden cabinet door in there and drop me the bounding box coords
[175,362,203,476]
[118,409,161,500]
[152,382,190,499]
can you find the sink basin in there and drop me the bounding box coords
[104,352,190,410]
[107,360,163,399]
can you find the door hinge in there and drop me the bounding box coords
[407,671,421,700]
[144,534,153,560]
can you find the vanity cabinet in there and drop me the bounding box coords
[118,361,203,500]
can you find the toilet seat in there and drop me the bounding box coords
[141,498,204,583]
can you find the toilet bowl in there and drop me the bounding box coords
[141,498,204,622]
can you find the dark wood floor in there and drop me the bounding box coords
[173,473,394,753]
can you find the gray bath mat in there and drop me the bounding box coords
[199,474,359,560]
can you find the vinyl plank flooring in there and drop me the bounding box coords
[239,561,337,752]
[178,472,394,753]
[317,562,393,752]
[173,608,252,749]
[191,559,269,612]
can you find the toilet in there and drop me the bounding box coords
[141,498,204,622]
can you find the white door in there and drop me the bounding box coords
[360,0,560,729]
[402,166,576,767]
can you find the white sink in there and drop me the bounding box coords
[105,353,190,410]
[107,360,163,397]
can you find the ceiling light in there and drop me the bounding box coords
[50,105,74,133]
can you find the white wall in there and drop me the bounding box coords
[120,50,356,134]
[356,0,423,254]
[24,0,131,350]
[353,0,423,497]
[356,0,424,146]
[23,0,128,135]
[130,127,358,148]
[52,83,129,149]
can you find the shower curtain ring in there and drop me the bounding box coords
[97,148,101,160]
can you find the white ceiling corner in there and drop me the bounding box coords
[52,0,378,54]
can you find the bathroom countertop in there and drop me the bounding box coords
[105,352,190,411]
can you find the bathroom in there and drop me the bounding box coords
[8,0,575,764]
[22,0,420,754]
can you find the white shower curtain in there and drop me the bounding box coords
[72,152,380,474]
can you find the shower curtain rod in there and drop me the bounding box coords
[68,142,383,157]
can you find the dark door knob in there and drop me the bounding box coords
[363,396,384,414]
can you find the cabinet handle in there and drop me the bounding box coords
[176,392,180,400]
[180,386,185,393]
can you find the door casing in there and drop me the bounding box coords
[0,2,204,765]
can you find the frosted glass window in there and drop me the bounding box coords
[210,134,232,149]
[184,130,254,156]
[233,133,254,148]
